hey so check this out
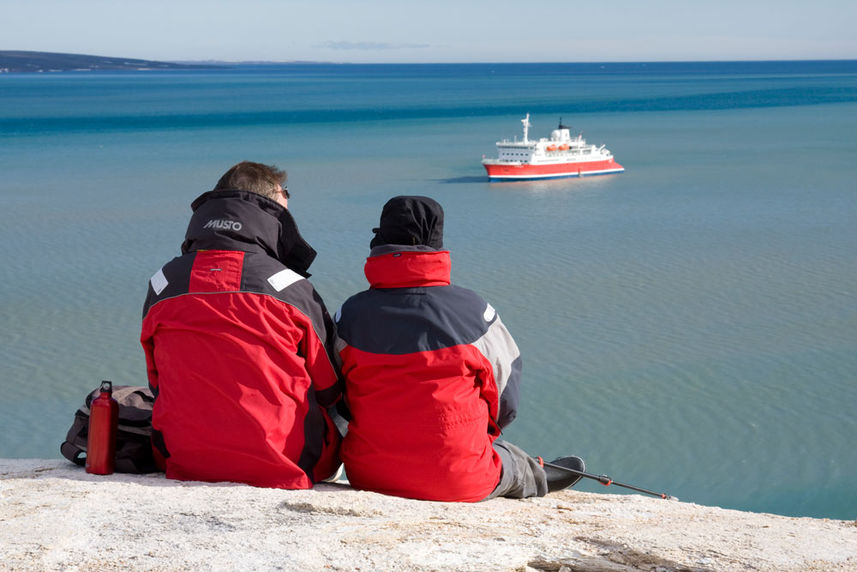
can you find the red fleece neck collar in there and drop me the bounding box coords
[364,250,451,289]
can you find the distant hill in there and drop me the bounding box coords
[0,50,222,72]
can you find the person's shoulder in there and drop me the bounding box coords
[237,252,328,310]
[437,283,490,308]
[241,252,307,286]
[337,288,374,310]
[265,266,309,293]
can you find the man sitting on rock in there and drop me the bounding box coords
[334,195,583,501]
[141,161,342,488]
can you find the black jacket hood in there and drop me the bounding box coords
[182,189,317,277]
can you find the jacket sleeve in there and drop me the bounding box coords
[139,258,192,398]
[473,303,523,430]
[140,283,161,397]
[300,289,344,408]
[140,323,159,395]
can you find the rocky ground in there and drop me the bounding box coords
[1,459,855,571]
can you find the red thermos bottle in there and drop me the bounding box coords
[86,380,119,475]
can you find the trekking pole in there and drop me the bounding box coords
[542,460,678,500]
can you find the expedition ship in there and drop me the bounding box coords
[482,114,624,181]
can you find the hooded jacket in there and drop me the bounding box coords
[141,189,341,489]
[335,244,523,502]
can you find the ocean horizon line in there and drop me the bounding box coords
[172,58,857,64]
[3,50,857,74]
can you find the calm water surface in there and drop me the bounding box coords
[1,62,855,519]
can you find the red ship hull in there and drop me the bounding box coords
[483,158,624,181]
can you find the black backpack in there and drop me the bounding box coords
[60,384,160,473]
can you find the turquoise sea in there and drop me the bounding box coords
[2,61,856,519]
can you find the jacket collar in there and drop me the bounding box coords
[181,189,317,277]
[364,247,451,289]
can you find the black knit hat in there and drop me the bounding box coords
[370,196,444,249]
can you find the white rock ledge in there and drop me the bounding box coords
[1,459,855,571]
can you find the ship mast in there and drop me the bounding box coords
[521,113,531,143]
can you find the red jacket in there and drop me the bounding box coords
[335,247,522,501]
[141,190,342,488]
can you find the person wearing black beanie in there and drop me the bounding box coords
[335,195,584,502]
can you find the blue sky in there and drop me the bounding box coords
[2,0,855,63]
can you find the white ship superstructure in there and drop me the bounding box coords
[483,114,624,180]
